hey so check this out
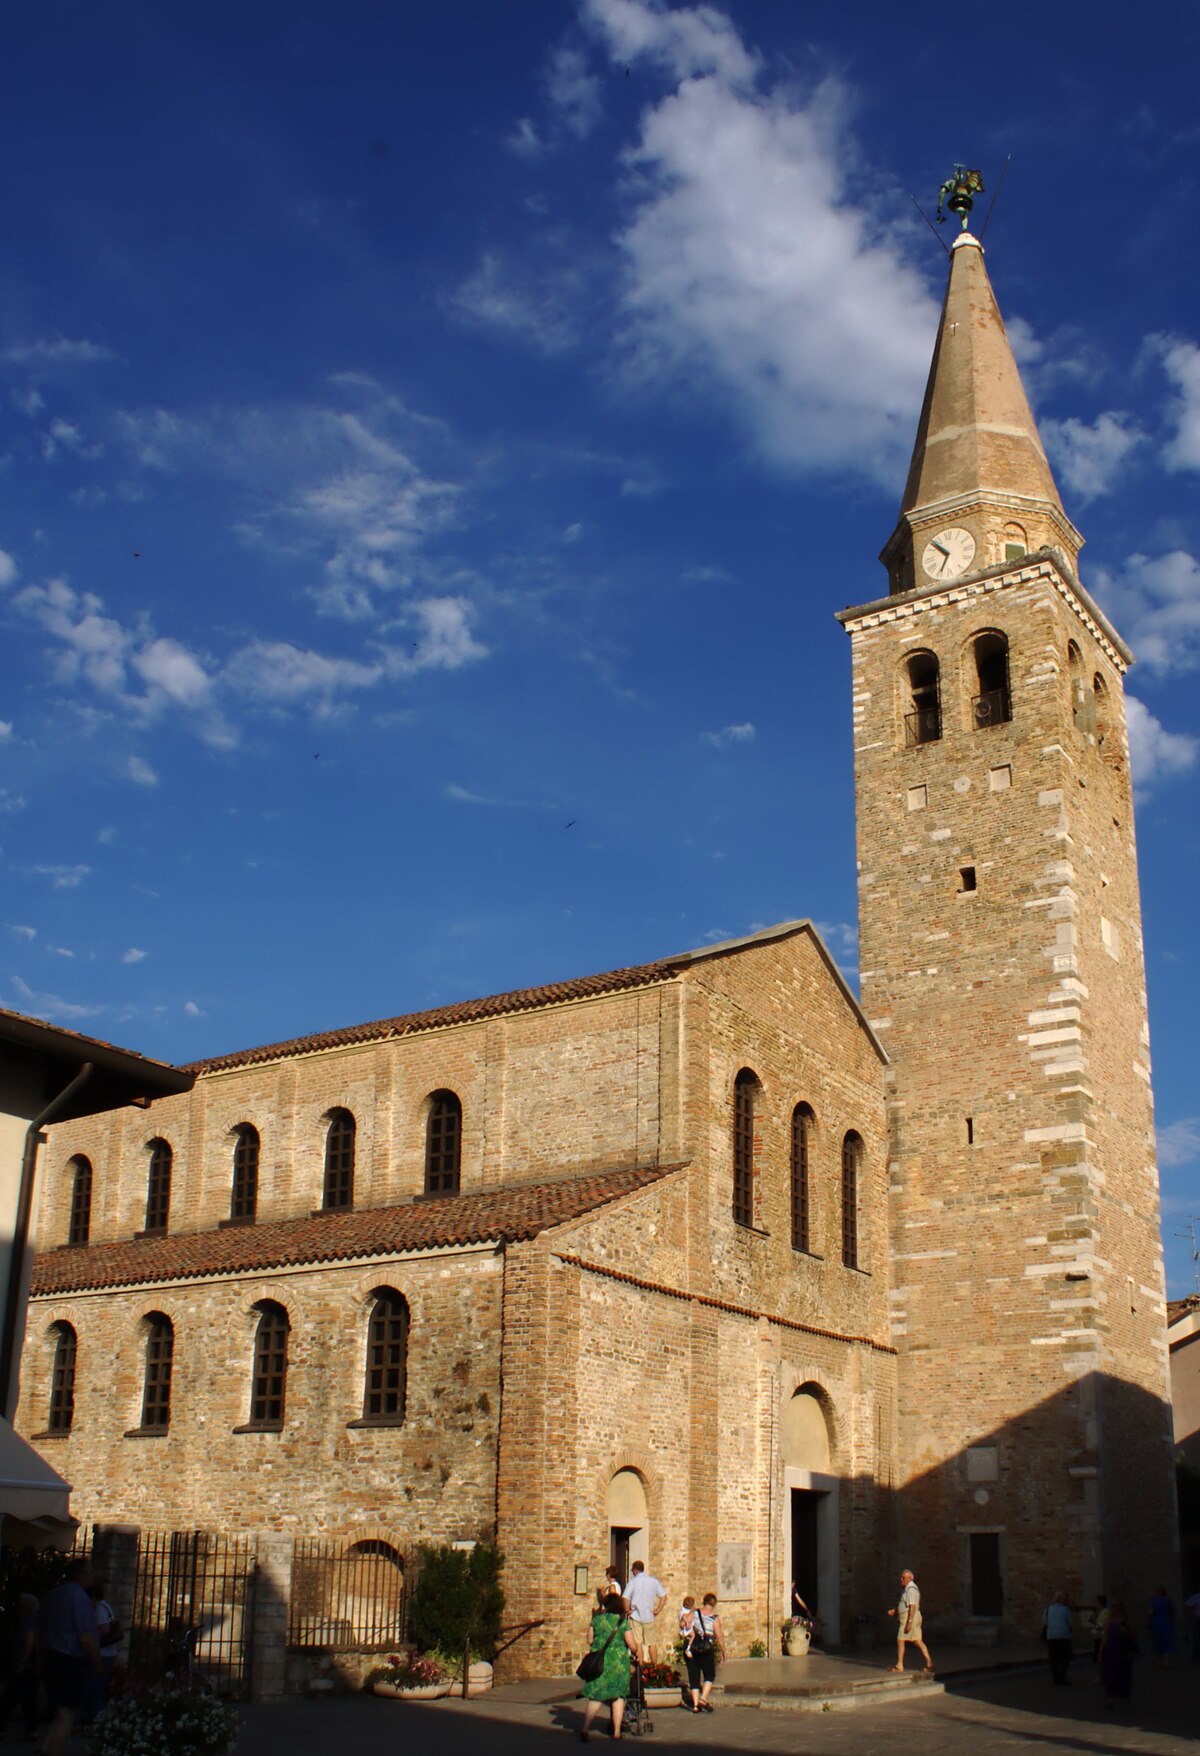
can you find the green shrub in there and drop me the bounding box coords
[407,1542,504,1662]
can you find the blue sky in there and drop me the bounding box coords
[3,1,1199,1292]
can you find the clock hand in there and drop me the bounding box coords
[931,540,949,556]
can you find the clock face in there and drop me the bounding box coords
[922,526,976,581]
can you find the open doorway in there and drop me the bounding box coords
[790,1490,820,1615]
[606,1469,648,1586]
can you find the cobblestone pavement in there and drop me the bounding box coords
[232,1663,1200,1756]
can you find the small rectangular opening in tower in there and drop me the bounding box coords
[966,1116,974,1145]
[1004,542,1025,561]
[959,865,977,893]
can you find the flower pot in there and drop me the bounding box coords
[643,1688,681,1707]
[466,1661,493,1696]
[785,1623,811,1657]
[373,1681,450,1699]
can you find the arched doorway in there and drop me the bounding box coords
[606,1468,648,1585]
[781,1387,839,1636]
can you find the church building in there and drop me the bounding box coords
[15,214,1178,1674]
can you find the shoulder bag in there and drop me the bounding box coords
[576,1620,619,1682]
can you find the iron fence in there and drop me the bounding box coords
[288,1538,407,1651]
[129,1530,257,1696]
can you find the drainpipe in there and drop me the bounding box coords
[0,1062,94,1420]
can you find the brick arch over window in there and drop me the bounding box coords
[790,1104,815,1253]
[139,1312,173,1431]
[47,1320,77,1434]
[323,1109,356,1211]
[230,1124,260,1224]
[361,1288,408,1423]
[733,1068,761,1230]
[778,1368,848,1472]
[424,1091,462,1196]
[67,1155,92,1247]
[840,1132,864,1269]
[902,649,941,746]
[246,1300,289,1430]
[144,1139,172,1236]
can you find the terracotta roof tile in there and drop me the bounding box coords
[1168,1294,1200,1327]
[31,1164,683,1297]
[183,959,680,1074]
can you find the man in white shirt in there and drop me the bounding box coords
[625,1561,667,1663]
[887,1569,934,1675]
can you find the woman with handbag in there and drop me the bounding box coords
[578,1592,639,1742]
[683,1593,726,1712]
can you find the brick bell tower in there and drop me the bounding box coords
[836,190,1178,1635]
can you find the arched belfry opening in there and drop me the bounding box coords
[606,1468,648,1585]
[781,1386,839,1635]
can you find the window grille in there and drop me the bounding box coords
[48,1323,77,1433]
[248,1302,288,1428]
[67,1156,92,1247]
[972,633,1012,727]
[145,1140,172,1235]
[733,1070,758,1228]
[323,1110,356,1210]
[425,1092,462,1196]
[363,1290,409,1421]
[230,1125,259,1223]
[791,1106,813,1253]
[141,1315,174,1430]
[841,1134,862,1270]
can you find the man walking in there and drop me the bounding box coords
[887,1568,934,1675]
[625,1561,667,1664]
[36,1558,101,1756]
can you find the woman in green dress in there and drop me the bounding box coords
[579,1593,640,1741]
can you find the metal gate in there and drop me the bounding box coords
[130,1530,257,1697]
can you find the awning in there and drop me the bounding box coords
[0,1418,71,1523]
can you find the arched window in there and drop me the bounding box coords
[1002,521,1027,562]
[903,652,941,745]
[230,1125,259,1223]
[248,1301,288,1429]
[67,1156,92,1247]
[733,1069,760,1229]
[362,1289,409,1422]
[791,1105,814,1254]
[322,1109,356,1211]
[1068,641,1092,733]
[425,1092,462,1196]
[972,632,1012,728]
[47,1322,77,1434]
[841,1133,863,1270]
[144,1140,172,1235]
[140,1314,173,1431]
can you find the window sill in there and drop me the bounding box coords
[123,1426,169,1439]
[346,1417,407,1430]
[791,1249,824,1261]
[309,1206,351,1219]
[218,1215,256,1230]
[842,1263,872,1277]
[30,1429,70,1442]
[733,1221,771,1239]
[232,1421,284,1435]
[411,1188,460,1203]
[134,1228,168,1241]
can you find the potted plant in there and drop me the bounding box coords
[407,1542,504,1697]
[781,1615,812,1657]
[638,1661,681,1707]
[365,1652,450,1700]
[91,1679,238,1754]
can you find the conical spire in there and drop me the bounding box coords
[900,232,1061,517]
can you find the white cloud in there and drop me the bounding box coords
[10,387,44,417]
[226,640,382,703]
[1042,412,1143,501]
[1126,695,1198,789]
[0,550,16,588]
[385,597,488,675]
[3,336,116,367]
[126,756,158,788]
[582,0,938,482]
[1158,337,1200,470]
[50,946,74,959]
[97,825,117,845]
[0,721,11,739]
[7,974,102,1023]
[33,864,91,889]
[1092,549,1200,673]
[132,637,213,708]
[11,924,36,940]
[41,418,102,462]
[122,947,148,964]
[545,44,604,138]
[451,251,585,357]
[1159,1117,1200,1169]
[507,117,545,159]
[0,789,27,813]
[702,721,756,748]
[183,1000,201,1017]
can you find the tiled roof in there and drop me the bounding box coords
[183,959,680,1074]
[31,1164,683,1297]
[1168,1293,1200,1327]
